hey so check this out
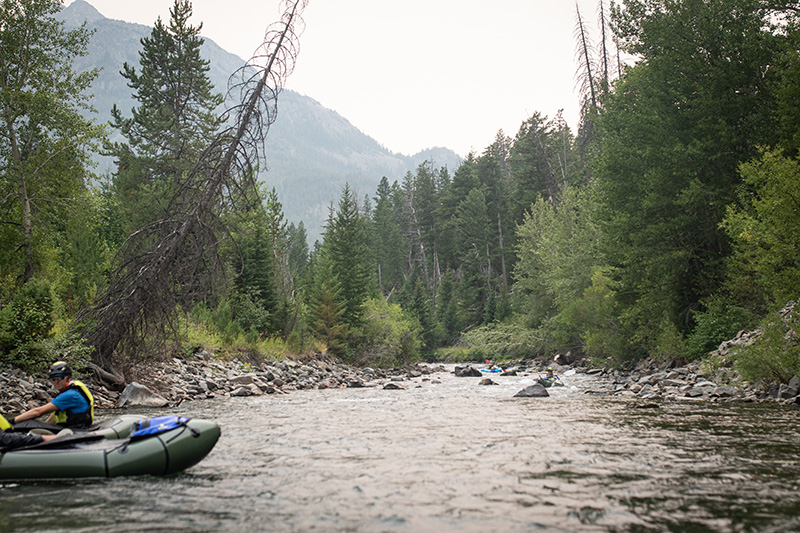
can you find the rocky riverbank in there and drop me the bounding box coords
[597,360,799,405]
[2,302,798,417]
[0,352,448,415]
[453,355,800,406]
[598,301,799,406]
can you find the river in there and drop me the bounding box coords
[2,367,800,532]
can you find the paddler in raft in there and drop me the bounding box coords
[9,361,95,430]
[537,367,562,388]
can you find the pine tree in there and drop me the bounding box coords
[371,177,406,297]
[232,220,280,337]
[436,271,461,344]
[325,184,373,331]
[454,188,491,326]
[107,0,223,233]
[287,222,309,285]
[308,250,348,353]
[476,133,512,292]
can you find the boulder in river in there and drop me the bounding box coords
[513,384,550,398]
[454,366,482,377]
[118,382,170,408]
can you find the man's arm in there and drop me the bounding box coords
[12,402,58,424]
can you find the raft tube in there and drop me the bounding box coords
[0,418,220,479]
[11,414,149,439]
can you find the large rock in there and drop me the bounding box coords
[454,366,482,377]
[514,384,550,398]
[230,375,255,386]
[118,382,169,408]
[778,383,798,399]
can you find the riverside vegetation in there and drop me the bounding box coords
[2,303,797,415]
[1,0,799,399]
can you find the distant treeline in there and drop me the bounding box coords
[1,0,798,383]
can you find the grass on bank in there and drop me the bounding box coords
[1,279,797,386]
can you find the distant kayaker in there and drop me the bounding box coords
[484,359,502,371]
[536,367,561,388]
[10,361,95,429]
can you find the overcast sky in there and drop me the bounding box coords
[67,0,605,156]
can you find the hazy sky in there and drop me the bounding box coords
[66,0,604,156]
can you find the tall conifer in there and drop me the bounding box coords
[108,0,223,233]
[325,184,373,331]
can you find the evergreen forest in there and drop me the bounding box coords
[1,0,799,386]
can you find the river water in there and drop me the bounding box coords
[2,367,800,532]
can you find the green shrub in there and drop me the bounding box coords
[189,299,249,346]
[0,280,56,371]
[550,267,632,364]
[355,297,421,367]
[230,290,273,341]
[686,297,757,359]
[459,322,545,360]
[184,308,293,363]
[654,317,689,363]
[433,346,481,363]
[37,333,93,376]
[7,342,49,375]
[732,309,799,384]
[722,150,800,307]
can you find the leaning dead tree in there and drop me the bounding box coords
[574,3,597,115]
[77,0,308,371]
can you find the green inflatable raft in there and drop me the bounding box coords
[0,416,220,480]
[536,376,565,388]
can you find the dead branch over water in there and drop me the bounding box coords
[78,0,308,371]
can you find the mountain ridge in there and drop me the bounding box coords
[60,0,462,242]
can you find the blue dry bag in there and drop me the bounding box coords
[130,416,190,438]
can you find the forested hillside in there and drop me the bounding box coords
[58,0,461,242]
[1,0,798,387]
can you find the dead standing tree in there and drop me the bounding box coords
[77,0,308,374]
[575,3,598,116]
